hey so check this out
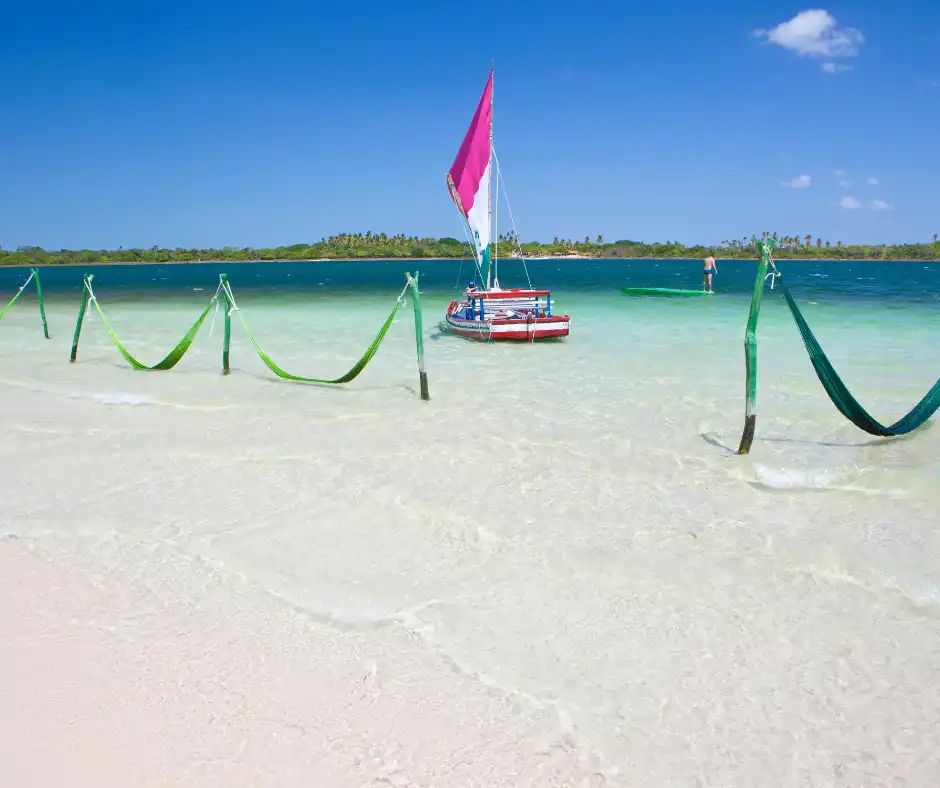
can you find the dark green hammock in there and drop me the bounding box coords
[780,281,940,436]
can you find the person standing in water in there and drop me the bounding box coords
[703,254,717,292]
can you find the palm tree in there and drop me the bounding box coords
[803,235,811,247]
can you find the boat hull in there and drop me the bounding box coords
[444,312,570,341]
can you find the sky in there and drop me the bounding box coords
[1,0,938,249]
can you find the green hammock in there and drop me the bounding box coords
[90,294,215,370]
[69,274,428,397]
[223,280,408,385]
[781,281,940,436]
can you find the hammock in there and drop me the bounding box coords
[221,279,409,385]
[91,297,214,370]
[780,281,940,436]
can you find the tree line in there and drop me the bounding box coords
[2,231,938,266]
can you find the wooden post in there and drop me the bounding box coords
[221,274,231,375]
[736,240,774,454]
[70,275,91,362]
[33,268,50,339]
[409,272,429,400]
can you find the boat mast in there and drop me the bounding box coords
[487,61,494,291]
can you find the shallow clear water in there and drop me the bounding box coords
[2,258,939,784]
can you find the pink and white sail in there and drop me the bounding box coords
[446,69,493,270]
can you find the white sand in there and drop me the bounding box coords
[0,541,588,787]
[1,295,939,786]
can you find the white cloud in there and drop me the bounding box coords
[755,10,864,60]
[840,196,861,210]
[834,169,852,186]
[871,199,894,210]
[865,176,879,186]
[782,174,812,188]
[821,61,853,74]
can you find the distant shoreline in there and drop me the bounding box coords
[2,255,938,269]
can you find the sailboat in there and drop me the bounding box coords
[443,67,570,342]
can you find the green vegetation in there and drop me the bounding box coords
[602,232,940,261]
[2,231,938,266]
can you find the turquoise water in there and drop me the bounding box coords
[2,257,940,784]
[3,256,940,305]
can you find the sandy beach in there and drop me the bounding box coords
[1,270,939,786]
[1,538,582,788]
[5,0,939,780]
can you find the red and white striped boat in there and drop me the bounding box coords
[443,65,571,343]
[445,286,570,341]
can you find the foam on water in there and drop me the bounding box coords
[751,462,867,490]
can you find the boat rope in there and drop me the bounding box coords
[492,146,533,290]
[456,217,487,289]
[220,278,411,385]
[493,141,499,288]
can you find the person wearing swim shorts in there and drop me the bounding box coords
[703,255,717,292]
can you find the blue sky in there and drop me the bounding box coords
[1,0,937,249]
